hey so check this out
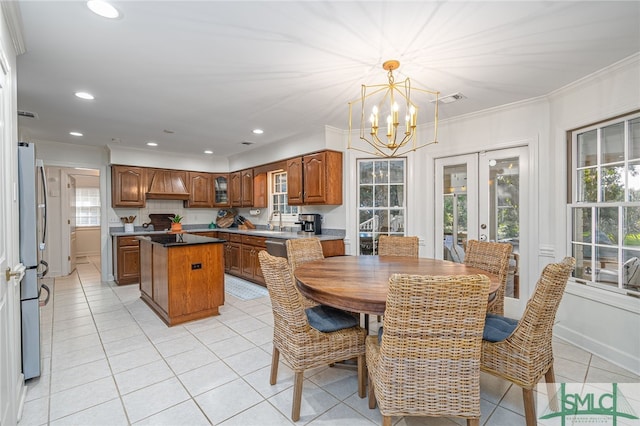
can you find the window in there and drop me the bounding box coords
[270,171,298,221]
[569,112,640,296]
[76,187,101,226]
[357,158,406,255]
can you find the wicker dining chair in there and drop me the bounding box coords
[367,273,491,426]
[377,235,419,257]
[480,257,576,426]
[464,240,512,315]
[258,251,366,422]
[285,238,324,308]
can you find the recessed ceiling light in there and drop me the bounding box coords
[146,142,158,147]
[87,0,120,19]
[75,91,95,100]
[252,129,264,135]
[69,131,83,137]
[204,150,213,155]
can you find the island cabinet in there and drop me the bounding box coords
[184,171,214,208]
[138,234,225,326]
[114,235,140,285]
[111,165,146,208]
[287,150,343,205]
[240,235,267,285]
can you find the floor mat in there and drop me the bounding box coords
[225,274,269,300]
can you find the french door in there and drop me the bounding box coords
[435,146,529,314]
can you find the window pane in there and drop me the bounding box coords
[622,250,640,291]
[624,206,640,247]
[360,185,373,207]
[389,210,404,233]
[601,122,625,164]
[577,168,598,202]
[572,243,590,281]
[630,117,640,161]
[573,207,591,244]
[389,184,404,207]
[389,160,404,183]
[597,207,618,244]
[374,161,389,183]
[600,165,624,202]
[359,161,373,184]
[629,162,640,201]
[577,129,597,167]
[374,184,388,207]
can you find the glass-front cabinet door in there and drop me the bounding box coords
[213,173,229,207]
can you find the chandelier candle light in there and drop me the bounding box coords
[348,60,440,157]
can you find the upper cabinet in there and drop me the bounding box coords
[230,169,254,207]
[213,173,230,207]
[288,150,343,205]
[112,165,146,208]
[184,171,213,208]
[253,172,267,208]
[146,168,190,200]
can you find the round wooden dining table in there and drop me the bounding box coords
[294,256,500,316]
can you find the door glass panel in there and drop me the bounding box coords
[487,156,520,298]
[442,164,467,263]
[214,176,228,204]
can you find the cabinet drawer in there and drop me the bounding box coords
[229,234,243,243]
[118,236,140,247]
[242,235,266,248]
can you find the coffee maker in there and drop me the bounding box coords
[296,213,322,235]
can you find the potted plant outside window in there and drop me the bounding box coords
[170,214,183,232]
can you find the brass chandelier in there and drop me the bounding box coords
[348,60,440,157]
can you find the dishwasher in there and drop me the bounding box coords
[265,239,288,258]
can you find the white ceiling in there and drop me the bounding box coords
[15,1,640,158]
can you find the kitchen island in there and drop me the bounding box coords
[137,233,226,326]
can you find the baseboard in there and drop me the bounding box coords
[554,323,640,376]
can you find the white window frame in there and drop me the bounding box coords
[76,187,101,227]
[269,170,298,225]
[568,111,640,297]
[356,158,407,255]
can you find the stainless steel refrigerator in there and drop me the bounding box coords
[18,142,49,380]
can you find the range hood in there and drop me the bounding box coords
[146,169,190,200]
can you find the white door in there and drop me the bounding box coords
[0,51,21,425]
[68,174,77,273]
[436,146,529,315]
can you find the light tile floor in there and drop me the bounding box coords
[18,260,639,425]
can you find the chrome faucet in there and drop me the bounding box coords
[269,210,283,231]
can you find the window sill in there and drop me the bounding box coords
[566,280,640,314]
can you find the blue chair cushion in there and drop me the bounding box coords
[305,305,358,332]
[483,313,519,342]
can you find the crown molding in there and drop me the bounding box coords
[1,2,26,56]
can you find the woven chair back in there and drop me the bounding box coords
[376,273,490,417]
[286,237,324,271]
[377,235,419,257]
[464,240,512,315]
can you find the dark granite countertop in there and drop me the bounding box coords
[112,226,344,241]
[136,233,225,247]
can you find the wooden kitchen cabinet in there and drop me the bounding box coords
[213,173,230,207]
[240,235,266,285]
[229,169,254,207]
[111,165,146,208]
[287,150,342,205]
[253,172,267,208]
[219,232,241,275]
[184,171,214,208]
[115,235,140,285]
